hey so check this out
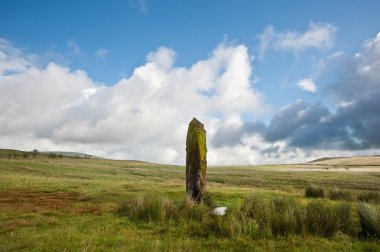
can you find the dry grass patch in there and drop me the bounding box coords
[0,190,82,212]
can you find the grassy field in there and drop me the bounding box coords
[0,152,379,251]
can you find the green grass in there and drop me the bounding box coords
[0,156,379,251]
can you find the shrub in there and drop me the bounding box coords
[329,188,353,201]
[357,192,380,203]
[305,186,325,198]
[358,203,380,239]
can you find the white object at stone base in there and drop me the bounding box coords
[213,206,227,216]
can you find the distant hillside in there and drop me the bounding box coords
[0,148,100,159]
[40,151,100,158]
[308,155,380,166]
[307,157,345,163]
[0,148,26,157]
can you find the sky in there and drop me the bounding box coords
[0,0,380,164]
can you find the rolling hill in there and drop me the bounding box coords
[309,155,380,166]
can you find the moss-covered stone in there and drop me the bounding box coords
[186,118,207,202]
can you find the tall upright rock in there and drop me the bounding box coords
[186,118,207,202]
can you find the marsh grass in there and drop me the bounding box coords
[271,196,305,236]
[119,193,174,221]
[237,195,354,238]
[119,193,210,222]
[226,205,260,238]
[239,194,272,233]
[306,200,353,237]
[305,186,325,198]
[358,203,380,239]
[1,156,380,251]
[120,193,363,239]
[329,188,353,201]
[357,192,380,203]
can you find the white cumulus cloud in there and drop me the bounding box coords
[297,78,317,92]
[3,31,378,165]
[0,39,261,164]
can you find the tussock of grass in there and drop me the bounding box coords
[240,194,272,233]
[271,196,305,236]
[358,203,380,239]
[306,200,353,237]
[177,196,210,222]
[119,193,210,222]
[305,186,325,198]
[329,188,353,201]
[119,193,176,221]
[227,205,260,238]
[357,192,380,203]
[236,195,354,238]
[120,193,363,239]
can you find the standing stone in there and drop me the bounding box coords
[186,118,207,202]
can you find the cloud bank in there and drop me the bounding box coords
[213,32,380,161]
[0,41,261,164]
[1,32,379,165]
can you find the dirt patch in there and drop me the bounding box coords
[0,190,82,212]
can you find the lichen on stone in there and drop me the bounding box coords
[186,117,207,202]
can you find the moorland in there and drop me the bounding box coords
[0,149,379,251]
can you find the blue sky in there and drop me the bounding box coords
[1,1,380,164]
[2,0,379,113]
